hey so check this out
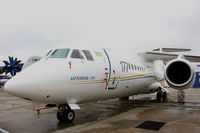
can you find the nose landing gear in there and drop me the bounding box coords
[57,104,75,122]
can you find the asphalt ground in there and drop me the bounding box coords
[1,88,200,133]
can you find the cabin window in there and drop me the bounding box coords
[128,64,131,70]
[83,50,94,61]
[49,49,70,58]
[134,65,137,70]
[71,49,84,59]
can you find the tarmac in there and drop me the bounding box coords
[1,88,200,133]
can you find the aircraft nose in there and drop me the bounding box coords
[4,66,47,99]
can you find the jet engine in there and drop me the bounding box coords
[164,56,195,90]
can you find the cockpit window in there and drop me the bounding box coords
[83,50,94,61]
[71,49,84,59]
[49,49,70,58]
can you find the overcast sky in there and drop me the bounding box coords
[0,0,200,64]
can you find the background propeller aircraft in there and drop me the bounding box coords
[0,57,23,88]
[3,57,23,76]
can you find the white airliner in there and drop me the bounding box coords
[4,42,200,122]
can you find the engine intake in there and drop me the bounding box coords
[165,58,195,90]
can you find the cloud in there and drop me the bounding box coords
[0,0,200,63]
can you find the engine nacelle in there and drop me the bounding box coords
[164,58,195,90]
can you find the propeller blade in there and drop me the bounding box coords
[10,57,15,65]
[10,69,16,76]
[14,66,21,72]
[14,57,18,64]
[3,60,9,66]
[3,56,23,76]
[9,56,12,63]
[14,60,22,66]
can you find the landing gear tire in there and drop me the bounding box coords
[156,91,162,103]
[177,90,185,103]
[156,87,167,103]
[57,105,75,122]
[162,91,167,102]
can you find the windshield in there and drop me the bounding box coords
[49,49,70,58]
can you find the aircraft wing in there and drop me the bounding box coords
[140,51,200,62]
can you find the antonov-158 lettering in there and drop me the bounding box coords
[4,42,200,122]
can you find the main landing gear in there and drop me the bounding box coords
[57,104,75,122]
[156,87,167,103]
[119,96,129,101]
[177,90,185,103]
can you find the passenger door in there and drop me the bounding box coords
[103,49,120,90]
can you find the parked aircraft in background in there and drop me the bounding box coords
[0,57,23,88]
[4,42,200,122]
[22,56,42,70]
[0,74,11,88]
[192,64,200,88]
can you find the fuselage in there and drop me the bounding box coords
[4,43,156,105]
